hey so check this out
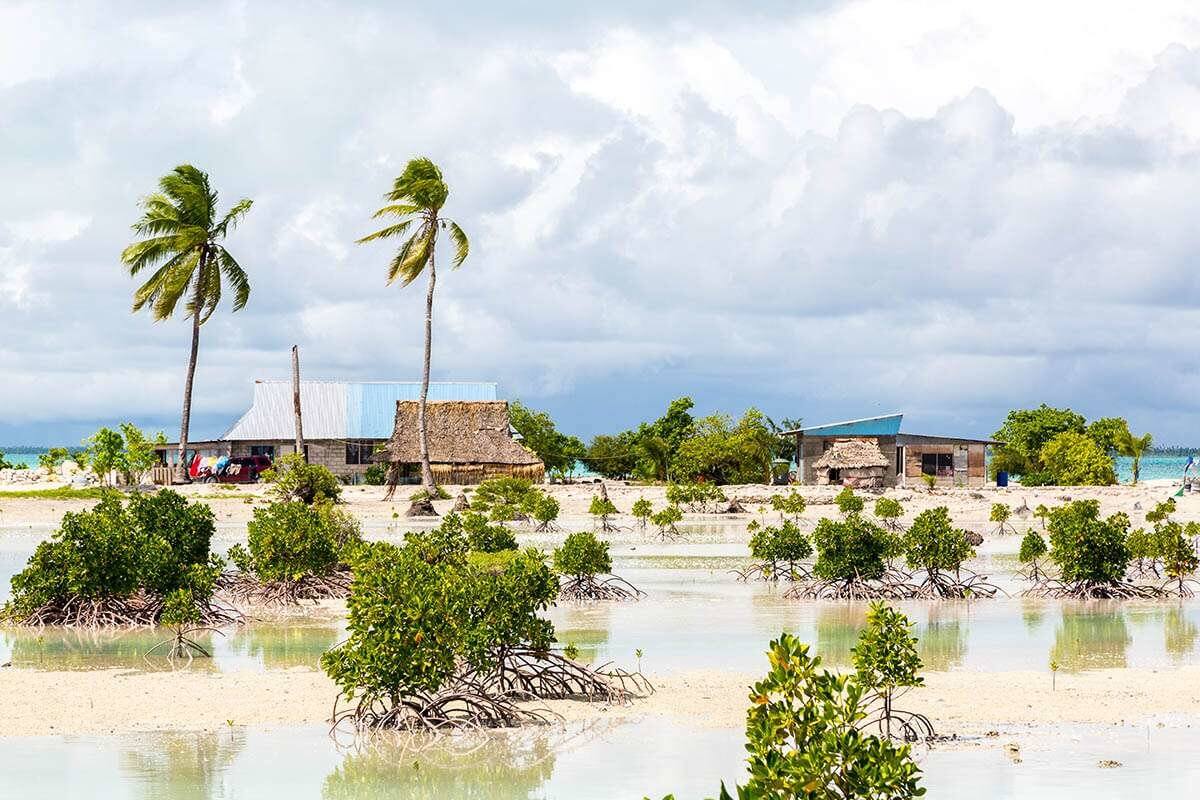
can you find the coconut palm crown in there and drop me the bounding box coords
[358,157,469,495]
[121,164,253,481]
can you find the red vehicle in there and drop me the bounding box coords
[188,454,272,483]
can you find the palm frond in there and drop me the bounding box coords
[387,226,432,286]
[446,219,469,268]
[147,251,201,321]
[122,236,188,275]
[160,165,216,228]
[212,198,253,239]
[192,253,223,324]
[357,218,414,245]
[132,250,197,315]
[215,247,251,312]
[370,203,422,219]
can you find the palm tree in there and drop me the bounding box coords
[1116,428,1153,485]
[357,158,469,495]
[121,165,253,483]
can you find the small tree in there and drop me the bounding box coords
[874,497,904,531]
[742,519,813,581]
[902,507,993,597]
[1018,529,1048,581]
[989,503,1016,536]
[262,453,342,504]
[631,497,653,530]
[851,602,931,741]
[529,494,561,533]
[650,505,683,539]
[462,511,519,553]
[1038,500,1139,598]
[736,633,924,799]
[553,531,641,601]
[835,487,864,516]
[589,494,620,532]
[770,491,807,524]
[1160,523,1200,595]
[666,482,727,513]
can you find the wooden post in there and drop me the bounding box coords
[292,345,305,460]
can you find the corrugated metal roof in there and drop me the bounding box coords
[222,380,499,441]
[790,413,904,438]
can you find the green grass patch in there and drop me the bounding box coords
[0,486,114,500]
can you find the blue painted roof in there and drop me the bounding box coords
[347,382,498,437]
[797,413,904,437]
[223,380,499,440]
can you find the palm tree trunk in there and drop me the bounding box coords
[177,249,206,483]
[418,236,437,492]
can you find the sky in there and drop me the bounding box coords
[3,0,1200,446]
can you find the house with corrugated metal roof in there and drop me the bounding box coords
[159,379,500,479]
[783,413,995,488]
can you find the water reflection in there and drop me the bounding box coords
[919,608,967,671]
[813,605,860,667]
[1164,606,1199,663]
[120,730,245,800]
[229,623,341,670]
[322,734,555,800]
[1021,600,1047,634]
[1051,605,1131,672]
[2,627,218,672]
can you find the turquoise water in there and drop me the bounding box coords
[0,452,41,468]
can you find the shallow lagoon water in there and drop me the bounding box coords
[4,718,1200,800]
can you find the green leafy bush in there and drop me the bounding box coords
[470,477,540,520]
[650,505,683,535]
[553,532,612,578]
[411,485,452,502]
[1019,529,1047,566]
[363,463,388,485]
[461,511,519,553]
[902,507,974,576]
[748,520,812,569]
[873,497,903,529]
[736,633,924,798]
[1046,500,1130,585]
[1039,431,1117,485]
[230,500,362,583]
[835,487,864,516]
[262,453,342,504]
[320,522,558,727]
[770,491,807,521]
[4,490,221,624]
[666,482,727,512]
[631,497,653,528]
[811,515,892,582]
[529,494,561,531]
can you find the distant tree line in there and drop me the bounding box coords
[508,396,800,485]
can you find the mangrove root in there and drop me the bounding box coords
[558,574,644,602]
[218,570,353,606]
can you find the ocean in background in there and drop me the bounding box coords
[3,449,1197,483]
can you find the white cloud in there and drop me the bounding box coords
[5,1,1200,443]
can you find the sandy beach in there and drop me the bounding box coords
[4,480,1200,752]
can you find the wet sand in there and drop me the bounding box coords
[4,663,1200,738]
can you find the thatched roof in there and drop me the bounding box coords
[380,401,543,466]
[812,439,889,469]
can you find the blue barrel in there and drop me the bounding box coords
[996,471,1009,487]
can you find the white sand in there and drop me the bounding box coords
[4,663,1200,738]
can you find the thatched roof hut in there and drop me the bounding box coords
[812,439,889,488]
[380,400,544,484]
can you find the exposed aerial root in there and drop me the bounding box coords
[533,520,561,533]
[145,625,224,663]
[330,685,557,735]
[10,592,242,628]
[482,648,651,704]
[784,570,921,600]
[1022,579,1172,599]
[330,648,652,735]
[218,570,353,606]
[860,696,935,743]
[733,562,812,583]
[908,569,1004,599]
[650,526,683,542]
[558,574,644,602]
